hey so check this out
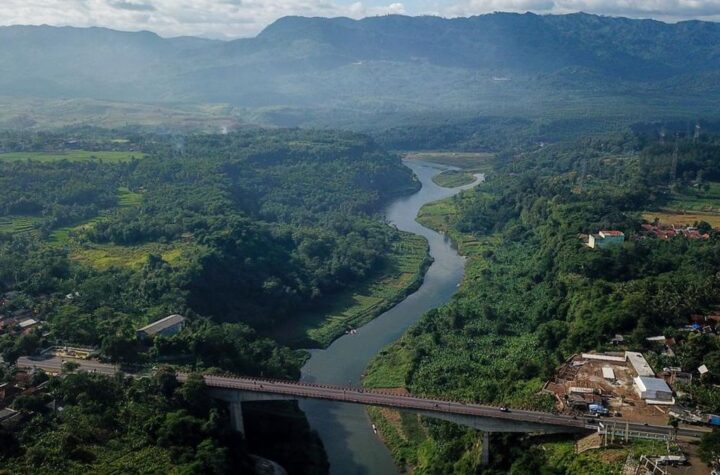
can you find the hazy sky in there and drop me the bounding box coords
[1,0,719,38]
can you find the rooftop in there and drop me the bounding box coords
[634,376,672,393]
[625,351,655,377]
[599,230,624,237]
[137,314,185,336]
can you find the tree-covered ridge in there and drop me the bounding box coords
[2,370,252,474]
[367,131,720,473]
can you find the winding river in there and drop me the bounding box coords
[300,161,482,475]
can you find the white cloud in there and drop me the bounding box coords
[0,0,407,38]
[0,0,717,39]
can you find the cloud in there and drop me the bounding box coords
[0,0,408,38]
[109,1,156,11]
[0,0,717,39]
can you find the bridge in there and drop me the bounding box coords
[185,373,590,435]
[18,356,709,444]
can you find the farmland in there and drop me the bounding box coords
[642,210,720,228]
[0,215,42,235]
[643,181,720,227]
[0,150,147,163]
[69,241,193,271]
[662,182,720,213]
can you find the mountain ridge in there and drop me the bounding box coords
[1,13,719,126]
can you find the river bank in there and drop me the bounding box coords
[274,231,432,349]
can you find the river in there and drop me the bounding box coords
[300,160,482,475]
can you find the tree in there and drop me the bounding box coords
[699,429,720,466]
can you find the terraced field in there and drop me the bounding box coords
[0,216,42,235]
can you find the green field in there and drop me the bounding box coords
[664,182,720,213]
[0,215,43,235]
[118,187,143,207]
[431,170,477,188]
[405,151,495,170]
[0,150,147,163]
[273,232,431,348]
[48,187,144,245]
[70,241,192,271]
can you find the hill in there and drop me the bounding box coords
[1,13,720,128]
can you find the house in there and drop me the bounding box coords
[18,319,39,331]
[588,230,625,249]
[641,223,710,240]
[137,314,186,341]
[634,376,673,403]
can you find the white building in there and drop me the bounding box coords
[625,351,655,377]
[634,376,673,402]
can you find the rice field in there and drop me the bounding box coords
[70,242,192,271]
[642,211,720,228]
[664,182,720,213]
[0,216,42,235]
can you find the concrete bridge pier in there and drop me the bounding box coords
[229,400,245,435]
[208,388,295,436]
[481,432,491,466]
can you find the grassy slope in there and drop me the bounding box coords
[274,231,431,348]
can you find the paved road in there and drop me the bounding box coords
[18,355,133,376]
[17,356,710,440]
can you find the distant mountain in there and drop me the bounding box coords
[1,13,719,126]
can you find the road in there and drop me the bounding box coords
[18,355,134,377]
[17,356,710,440]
